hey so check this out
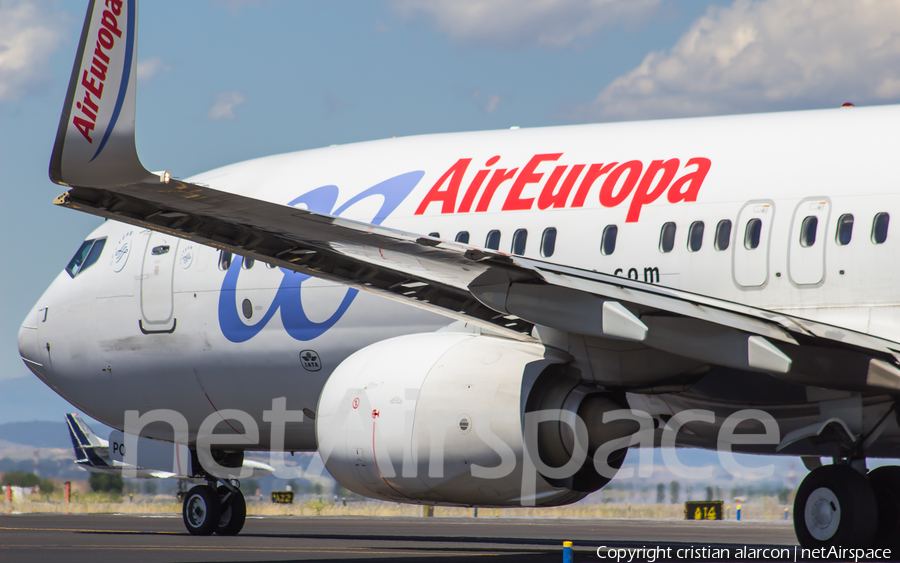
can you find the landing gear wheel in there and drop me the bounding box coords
[793,464,877,549]
[869,466,900,550]
[182,485,221,536]
[215,485,246,536]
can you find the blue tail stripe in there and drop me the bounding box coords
[89,0,136,162]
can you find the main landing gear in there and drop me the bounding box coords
[182,480,246,536]
[793,462,900,551]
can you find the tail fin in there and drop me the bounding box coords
[50,0,153,188]
[65,413,113,470]
[65,413,106,460]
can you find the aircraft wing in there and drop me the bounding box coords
[56,177,900,392]
[50,0,900,394]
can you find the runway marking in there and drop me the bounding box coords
[0,544,499,556]
[0,526,179,534]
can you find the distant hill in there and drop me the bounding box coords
[0,421,70,449]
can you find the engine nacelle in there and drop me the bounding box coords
[316,331,634,507]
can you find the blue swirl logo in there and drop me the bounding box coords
[218,171,424,343]
[110,231,133,273]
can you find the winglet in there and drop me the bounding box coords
[65,413,112,468]
[65,413,90,462]
[50,0,154,189]
[65,413,106,449]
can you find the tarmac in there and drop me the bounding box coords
[0,513,799,562]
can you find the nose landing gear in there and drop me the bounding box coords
[182,480,246,536]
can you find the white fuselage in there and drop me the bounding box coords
[19,105,900,454]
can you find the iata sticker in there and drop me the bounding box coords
[300,350,321,371]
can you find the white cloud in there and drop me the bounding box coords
[0,1,68,103]
[137,56,171,83]
[473,89,503,114]
[390,0,660,49]
[208,92,247,120]
[484,93,502,114]
[575,0,900,121]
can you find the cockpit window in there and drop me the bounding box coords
[65,238,107,278]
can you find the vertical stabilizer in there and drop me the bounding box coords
[65,413,110,468]
[50,0,153,188]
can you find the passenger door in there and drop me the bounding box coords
[788,198,830,286]
[140,232,178,332]
[732,201,774,288]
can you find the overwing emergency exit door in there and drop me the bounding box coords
[140,231,178,333]
[788,198,830,286]
[732,201,774,288]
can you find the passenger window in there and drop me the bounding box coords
[836,214,854,246]
[243,257,255,269]
[688,221,704,252]
[219,251,233,270]
[512,229,528,255]
[799,216,818,247]
[715,220,732,251]
[744,219,762,249]
[485,230,501,250]
[266,262,278,269]
[541,228,557,258]
[455,231,470,244]
[601,225,618,256]
[65,238,107,278]
[659,222,676,253]
[872,213,890,244]
[428,232,440,238]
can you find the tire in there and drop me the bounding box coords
[215,485,247,536]
[182,485,221,536]
[869,466,900,550]
[793,464,877,549]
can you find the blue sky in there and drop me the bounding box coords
[3,0,900,421]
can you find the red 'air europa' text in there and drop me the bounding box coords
[72,0,125,143]
[414,154,711,223]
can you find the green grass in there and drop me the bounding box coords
[2,494,795,520]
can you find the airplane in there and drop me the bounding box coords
[66,412,274,480]
[15,0,900,550]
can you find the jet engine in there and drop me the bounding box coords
[315,331,637,507]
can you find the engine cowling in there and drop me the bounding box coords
[315,331,635,507]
